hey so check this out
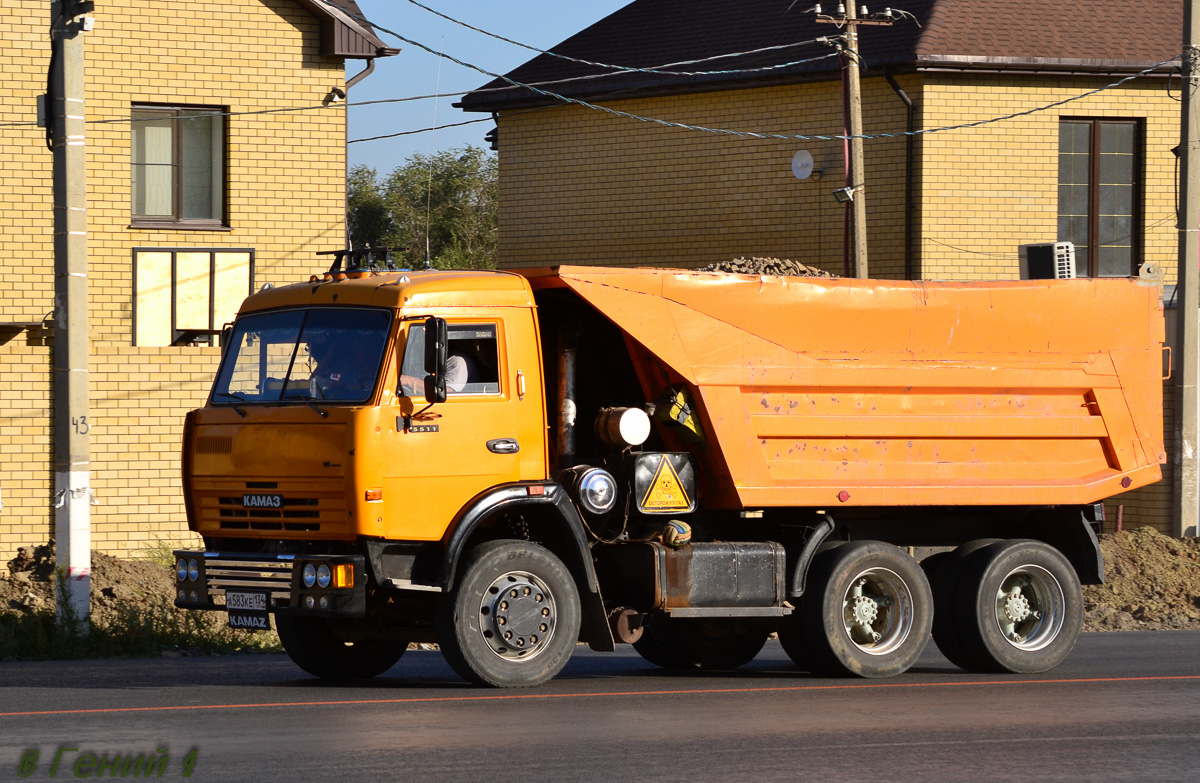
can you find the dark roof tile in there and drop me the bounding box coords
[459,0,1178,111]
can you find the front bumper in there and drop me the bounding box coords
[172,550,366,617]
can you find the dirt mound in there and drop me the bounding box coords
[2,542,180,628]
[5,529,1198,641]
[1084,527,1200,631]
[699,257,836,277]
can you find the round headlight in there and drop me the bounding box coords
[177,588,187,602]
[302,564,317,588]
[316,564,331,588]
[304,595,316,609]
[188,590,199,603]
[176,559,188,582]
[318,596,330,610]
[576,468,618,516]
[187,559,199,582]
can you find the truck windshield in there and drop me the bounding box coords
[211,308,392,405]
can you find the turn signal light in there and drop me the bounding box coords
[365,489,383,502]
[333,564,354,589]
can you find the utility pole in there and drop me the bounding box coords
[50,0,94,623]
[816,4,895,279]
[1176,0,1200,538]
[844,2,869,279]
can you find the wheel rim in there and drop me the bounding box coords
[478,570,557,662]
[991,564,1064,651]
[840,567,914,656]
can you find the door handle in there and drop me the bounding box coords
[487,438,520,454]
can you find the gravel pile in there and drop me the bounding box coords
[699,257,836,277]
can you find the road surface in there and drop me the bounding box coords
[1,631,1197,782]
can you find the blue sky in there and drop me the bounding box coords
[347,1,631,174]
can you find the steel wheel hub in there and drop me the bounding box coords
[479,571,556,661]
[841,569,912,655]
[992,565,1064,650]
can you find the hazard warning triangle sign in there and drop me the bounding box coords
[640,455,692,511]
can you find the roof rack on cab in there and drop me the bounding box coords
[312,247,424,282]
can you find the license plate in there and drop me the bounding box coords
[226,591,271,631]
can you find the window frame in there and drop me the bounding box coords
[398,319,505,399]
[1057,117,1145,278]
[132,247,255,346]
[130,103,229,230]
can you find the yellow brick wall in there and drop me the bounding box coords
[495,77,913,277]
[1,0,349,560]
[494,70,1178,532]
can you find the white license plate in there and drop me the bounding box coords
[226,591,268,612]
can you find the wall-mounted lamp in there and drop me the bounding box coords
[326,87,346,103]
[832,185,860,203]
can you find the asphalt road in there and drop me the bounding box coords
[1,631,1197,783]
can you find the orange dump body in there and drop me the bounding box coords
[523,266,1166,510]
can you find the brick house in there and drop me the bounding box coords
[460,0,1182,532]
[0,0,396,560]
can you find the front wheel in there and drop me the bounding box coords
[275,613,406,679]
[437,540,581,688]
[953,540,1082,674]
[789,540,933,678]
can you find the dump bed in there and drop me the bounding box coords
[523,266,1166,509]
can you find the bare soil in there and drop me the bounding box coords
[3,528,1198,638]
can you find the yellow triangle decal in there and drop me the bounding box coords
[641,456,691,511]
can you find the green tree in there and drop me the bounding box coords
[348,146,497,270]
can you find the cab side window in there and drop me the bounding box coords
[399,322,500,397]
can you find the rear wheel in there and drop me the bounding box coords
[436,540,581,688]
[954,540,1082,673]
[632,617,769,670]
[793,541,932,678]
[929,538,1002,670]
[275,613,406,680]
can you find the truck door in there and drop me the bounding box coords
[382,316,533,541]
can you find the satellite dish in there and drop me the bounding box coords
[791,150,815,180]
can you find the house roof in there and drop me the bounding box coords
[296,0,400,59]
[458,0,1179,112]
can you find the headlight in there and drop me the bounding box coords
[576,468,618,515]
[188,590,199,603]
[176,559,188,582]
[302,563,317,588]
[316,564,331,588]
[187,559,200,582]
[177,588,187,601]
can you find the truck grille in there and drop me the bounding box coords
[191,478,349,536]
[202,555,294,604]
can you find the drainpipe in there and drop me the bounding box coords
[885,72,915,280]
[343,58,375,251]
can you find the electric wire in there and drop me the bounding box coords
[400,0,834,77]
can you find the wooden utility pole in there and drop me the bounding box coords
[50,0,93,623]
[1176,0,1200,538]
[844,3,869,278]
[817,4,894,279]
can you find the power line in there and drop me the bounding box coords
[399,0,832,77]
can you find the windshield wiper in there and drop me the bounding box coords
[213,392,247,418]
[283,394,329,418]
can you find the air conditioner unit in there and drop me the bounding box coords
[1019,242,1076,280]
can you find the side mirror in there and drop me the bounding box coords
[219,323,234,356]
[423,316,448,404]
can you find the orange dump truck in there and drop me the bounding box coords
[174,265,1165,686]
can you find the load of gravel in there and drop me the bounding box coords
[698,257,836,277]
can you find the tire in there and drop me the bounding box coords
[929,538,1002,671]
[632,617,769,670]
[436,540,581,688]
[275,613,406,680]
[953,539,1083,674]
[796,540,933,678]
